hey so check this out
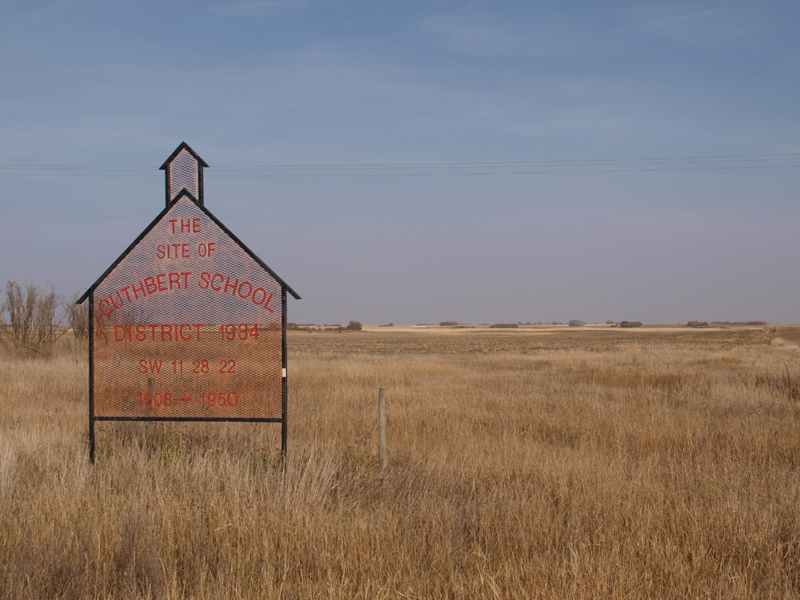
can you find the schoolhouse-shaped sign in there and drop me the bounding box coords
[78,142,300,462]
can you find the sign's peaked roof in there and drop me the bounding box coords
[77,189,300,304]
[159,141,209,170]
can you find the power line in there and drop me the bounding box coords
[2,151,798,170]
[0,152,798,178]
[208,164,800,178]
[212,152,800,170]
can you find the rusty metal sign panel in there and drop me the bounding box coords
[79,142,299,461]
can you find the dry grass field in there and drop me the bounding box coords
[1,326,799,599]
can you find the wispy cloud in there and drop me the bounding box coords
[624,3,763,44]
[420,13,615,58]
[209,0,309,17]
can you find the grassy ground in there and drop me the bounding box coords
[1,327,799,599]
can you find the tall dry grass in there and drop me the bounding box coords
[0,328,799,599]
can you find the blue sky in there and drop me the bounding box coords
[1,0,799,324]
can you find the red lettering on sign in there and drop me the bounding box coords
[137,392,173,407]
[198,272,274,312]
[198,242,215,257]
[200,391,238,407]
[220,324,260,340]
[168,218,200,234]
[112,323,203,342]
[144,277,157,294]
[131,281,146,300]
[156,244,190,259]
[110,292,124,310]
[223,276,238,296]
[99,272,192,317]
[237,281,252,300]
[138,360,162,374]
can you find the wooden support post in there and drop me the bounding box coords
[378,388,387,469]
[144,378,153,451]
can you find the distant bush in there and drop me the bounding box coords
[347,321,362,331]
[687,321,710,328]
[379,323,394,327]
[439,321,458,327]
[65,292,88,342]
[605,320,614,325]
[489,323,519,329]
[568,320,584,327]
[0,281,66,356]
[289,323,321,332]
[619,321,642,328]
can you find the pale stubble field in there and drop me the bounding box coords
[1,327,799,599]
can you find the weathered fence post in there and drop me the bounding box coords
[378,388,387,469]
[144,378,153,451]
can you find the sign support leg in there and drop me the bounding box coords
[281,288,288,470]
[281,417,287,470]
[88,295,95,464]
